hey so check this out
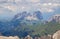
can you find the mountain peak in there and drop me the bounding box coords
[13,11,43,21]
[47,14,60,23]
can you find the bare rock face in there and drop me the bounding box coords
[24,35,33,39]
[0,36,20,39]
[40,35,52,39]
[53,30,60,39]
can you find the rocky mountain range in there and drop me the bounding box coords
[0,11,43,37]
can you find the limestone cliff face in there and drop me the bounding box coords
[53,30,60,39]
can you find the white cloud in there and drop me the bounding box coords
[25,16,38,20]
[7,6,17,11]
[41,3,60,7]
[34,3,60,12]
[0,0,7,2]
[15,0,22,2]
[48,3,52,5]
[48,9,54,12]
[26,0,40,3]
[21,6,25,9]
[7,0,22,2]
[40,8,54,12]
[30,0,40,3]
[1,5,18,12]
[0,0,60,13]
[53,3,60,6]
[1,3,60,13]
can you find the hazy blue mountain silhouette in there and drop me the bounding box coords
[0,11,43,37]
[11,11,43,26]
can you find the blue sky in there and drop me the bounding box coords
[0,0,60,21]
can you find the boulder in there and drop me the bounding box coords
[53,30,60,39]
[24,35,33,39]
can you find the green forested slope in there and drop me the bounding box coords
[25,22,60,36]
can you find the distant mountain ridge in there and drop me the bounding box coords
[0,11,43,37]
[0,11,60,37]
[0,10,43,33]
[13,11,43,21]
[11,11,43,25]
[47,14,60,23]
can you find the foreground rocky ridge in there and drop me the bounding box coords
[0,30,60,39]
